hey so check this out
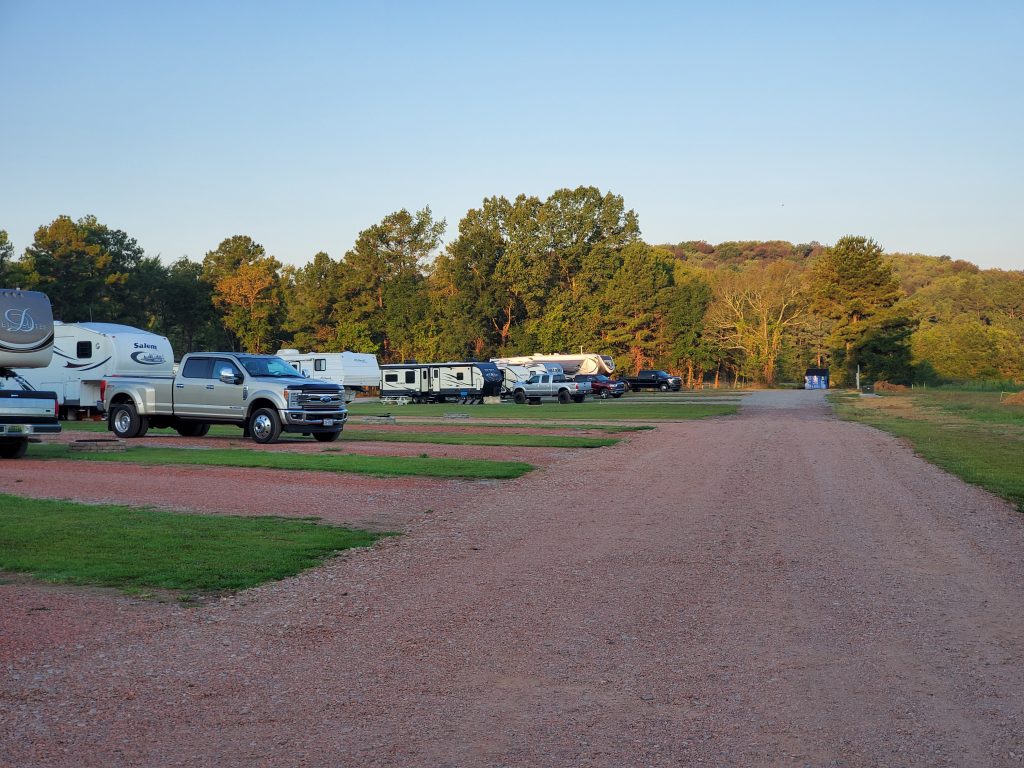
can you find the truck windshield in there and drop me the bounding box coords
[240,357,303,378]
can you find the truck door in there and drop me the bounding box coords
[208,357,247,419]
[175,357,216,417]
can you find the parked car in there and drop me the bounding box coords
[619,369,683,392]
[511,373,591,404]
[573,373,625,399]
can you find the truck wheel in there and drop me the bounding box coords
[659,382,669,392]
[250,408,281,444]
[111,403,146,438]
[313,431,341,443]
[557,390,571,404]
[572,394,585,403]
[599,390,610,399]
[612,393,623,398]
[0,439,28,459]
[176,423,210,437]
[513,390,526,404]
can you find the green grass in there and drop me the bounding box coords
[347,401,738,421]
[31,444,533,479]
[0,494,385,593]
[830,391,1024,511]
[339,430,617,448]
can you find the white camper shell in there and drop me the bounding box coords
[14,322,174,418]
[491,352,614,376]
[276,349,381,402]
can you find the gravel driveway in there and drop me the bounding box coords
[3,390,1023,766]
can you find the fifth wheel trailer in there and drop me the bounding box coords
[0,289,61,458]
[275,349,381,402]
[14,322,174,419]
[490,352,614,376]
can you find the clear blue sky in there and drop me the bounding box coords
[2,1,1022,270]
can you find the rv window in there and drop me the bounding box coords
[405,371,416,384]
[77,341,92,359]
[384,373,398,383]
[181,358,213,379]
[315,359,326,372]
[456,372,464,381]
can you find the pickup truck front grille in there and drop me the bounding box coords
[295,392,346,411]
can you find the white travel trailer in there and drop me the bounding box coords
[14,322,174,419]
[276,349,381,402]
[380,361,503,404]
[491,352,614,376]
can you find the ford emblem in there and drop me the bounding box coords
[320,395,332,402]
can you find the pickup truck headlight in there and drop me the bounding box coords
[284,389,303,409]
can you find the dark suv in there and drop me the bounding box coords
[572,374,625,399]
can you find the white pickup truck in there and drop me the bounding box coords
[104,352,348,444]
[510,373,591,404]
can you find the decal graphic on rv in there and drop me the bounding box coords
[52,347,113,371]
[130,351,167,365]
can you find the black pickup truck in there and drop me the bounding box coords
[619,369,682,392]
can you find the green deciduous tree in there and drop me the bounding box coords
[203,236,284,351]
[339,207,443,361]
[706,261,808,386]
[20,215,163,323]
[282,251,347,350]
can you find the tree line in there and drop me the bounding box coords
[2,185,1022,386]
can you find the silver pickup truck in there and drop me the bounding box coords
[104,352,347,444]
[511,373,591,404]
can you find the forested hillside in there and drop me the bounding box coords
[2,186,1021,386]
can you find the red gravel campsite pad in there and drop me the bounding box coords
[0,460,482,529]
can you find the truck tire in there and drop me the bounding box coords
[249,407,281,444]
[313,431,341,443]
[176,423,210,437]
[0,439,28,459]
[659,382,669,392]
[557,390,571,404]
[599,389,610,399]
[572,394,585,403]
[612,393,623,398]
[513,390,527,404]
[111,403,148,439]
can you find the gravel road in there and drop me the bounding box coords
[3,390,1023,766]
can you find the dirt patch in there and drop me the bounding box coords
[1002,390,1024,406]
[873,380,909,392]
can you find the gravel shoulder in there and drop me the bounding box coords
[3,390,1023,766]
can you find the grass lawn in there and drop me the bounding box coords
[0,494,385,594]
[830,390,1024,511]
[30,443,533,479]
[346,401,738,421]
